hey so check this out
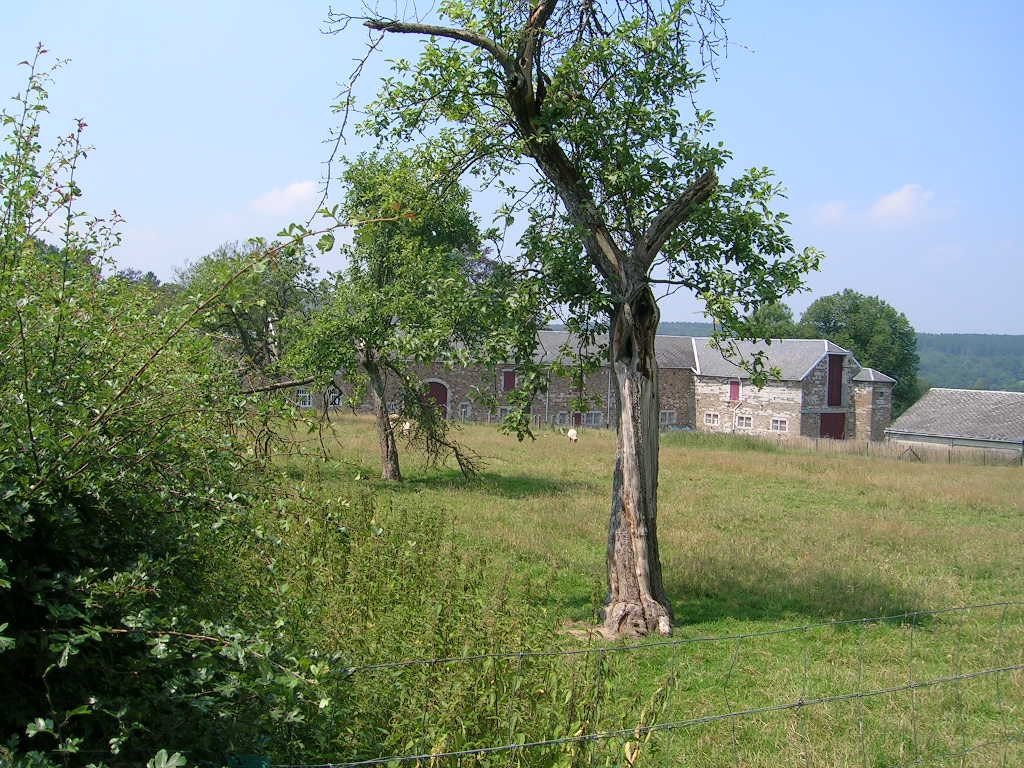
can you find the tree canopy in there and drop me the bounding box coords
[290,152,543,480]
[798,289,921,413]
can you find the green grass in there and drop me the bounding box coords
[280,416,1024,766]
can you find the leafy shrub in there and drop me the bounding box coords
[0,50,337,766]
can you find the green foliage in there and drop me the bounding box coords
[917,332,1024,392]
[338,0,820,384]
[798,289,921,413]
[290,152,545,476]
[177,239,316,374]
[0,50,340,766]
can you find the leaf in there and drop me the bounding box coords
[316,233,336,254]
[147,749,188,768]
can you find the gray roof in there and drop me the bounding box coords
[886,388,1024,444]
[691,337,852,381]
[536,330,696,369]
[854,367,897,384]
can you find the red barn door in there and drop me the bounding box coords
[820,413,846,439]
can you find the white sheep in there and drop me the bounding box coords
[567,428,579,443]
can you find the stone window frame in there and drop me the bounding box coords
[659,410,676,426]
[581,411,603,428]
[704,412,720,426]
[458,401,472,420]
[295,387,313,409]
[771,417,788,432]
[555,411,569,426]
[735,414,753,429]
[496,405,514,420]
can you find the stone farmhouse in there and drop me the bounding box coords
[302,330,895,441]
[885,388,1024,457]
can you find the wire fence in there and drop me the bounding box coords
[754,433,1023,466]
[274,601,1024,768]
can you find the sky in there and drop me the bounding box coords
[3,1,1022,334]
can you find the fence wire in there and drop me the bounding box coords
[278,601,1024,768]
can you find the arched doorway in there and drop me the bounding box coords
[424,380,449,417]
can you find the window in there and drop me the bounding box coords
[502,369,517,392]
[458,401,472,420]
[704,412,720,426]
[729,380,741,401]
[555,411,569,426]
[582,411,603,428]
[326,386,345,409]
[497,405,514,419]
[735,414,752,429]
[295,387,313,409]
[771,418,788,432]
[659,410,676,427]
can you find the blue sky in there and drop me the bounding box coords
[3,1,1022,333]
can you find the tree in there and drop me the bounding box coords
[747,301,798,339]
[177,240,316,376]
[332,1,820,636]
[290,152,542,481]
[798,289,921,413]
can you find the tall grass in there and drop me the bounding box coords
[274,416,1023,766]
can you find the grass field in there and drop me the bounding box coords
[281,416,1023,766]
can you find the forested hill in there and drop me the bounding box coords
[654,322,1024,392]
[916,334,1024,391]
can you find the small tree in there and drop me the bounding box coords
[331,1,821,635]
[799,289,921,413]
[177,240,316,376]
[291,152,542,480]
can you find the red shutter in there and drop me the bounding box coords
[502,370,516,392]
[729,380,740,401]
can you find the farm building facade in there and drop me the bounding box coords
[302,330,896,441]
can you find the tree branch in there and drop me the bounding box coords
[639,169,718,265]
[364,19,516,76]
[242,376,317,395]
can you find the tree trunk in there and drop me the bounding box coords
[602,287,672,637]
[365,359,401,481]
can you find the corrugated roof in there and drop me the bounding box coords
[853,367,897,384]
[691,337,851,381]
[886,388,1024,443]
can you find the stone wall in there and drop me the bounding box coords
[799,354,858,439]
[852,381,893,441]
[694,375,803,437]
[309,360,695,430]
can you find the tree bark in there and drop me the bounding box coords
[364,358,401,481]
[602,286,672,637]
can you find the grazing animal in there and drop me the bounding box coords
[567,428,579,443]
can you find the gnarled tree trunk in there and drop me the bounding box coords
[602,287,672,637]
[364,357,401,481]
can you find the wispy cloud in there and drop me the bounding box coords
[813,183,937,229]
[868,183,934,223]
[248,180,317,216]
[814,200,850,227]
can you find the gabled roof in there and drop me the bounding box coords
[886,388,1024,444]
[691,337,852,381]
[854,367,897,384]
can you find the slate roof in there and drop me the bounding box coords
[691,337,852,381]
[853,367,897,384]
[886,388,1024,444]
[535,330,696,369]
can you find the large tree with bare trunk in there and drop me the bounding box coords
[330,0,820,636]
